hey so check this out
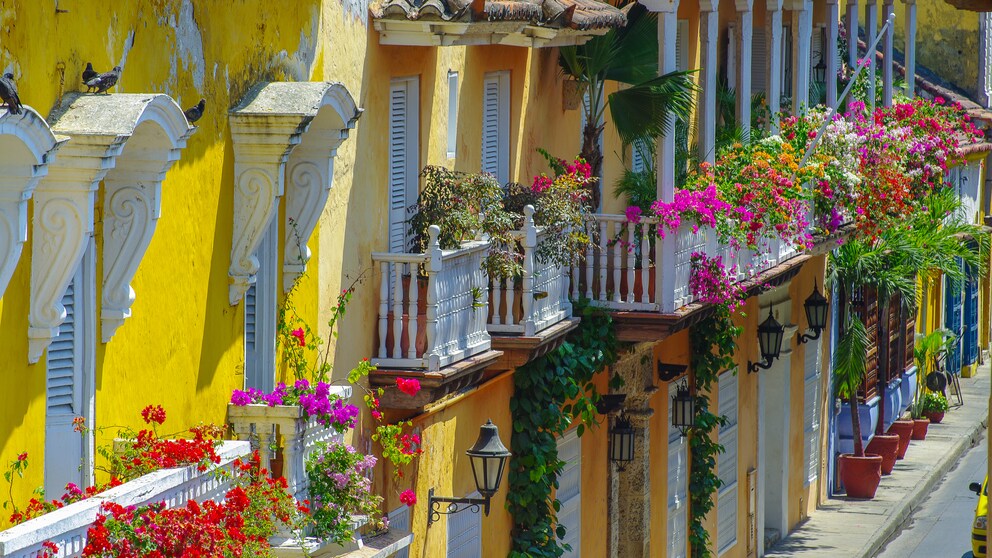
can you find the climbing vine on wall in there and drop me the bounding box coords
[688,305,740,558]
[506,302,619,558]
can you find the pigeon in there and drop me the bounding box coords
[0,73,22,115]
[85,66,121,94]
[183,98,205,124]
[81,62,97,84]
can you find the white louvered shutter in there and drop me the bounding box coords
[446,491,482,557]
[717,370,739,555]
[668,381,689,558]
[389,77,419,254]
[726,25,737,87]
[811,26,824,75]
[631,139,647,173]
[676,20,689,72]
[558,431,582,557]
[804,339,823,485]
[45,268,85,497]
[752,28,768,95]
[389,506,411,558]
[481,72,509,186]
[244,217,277,392]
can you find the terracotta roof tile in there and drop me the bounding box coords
[372,0,626,30]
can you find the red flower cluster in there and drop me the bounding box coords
[141,404,167,425]
[399,489,417,507]
[290,327,306,347]
[395,377,421,397]
[8,478,122,525]
[122,425,221,476]
[396,433,423,457]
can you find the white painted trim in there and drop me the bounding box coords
[447,71,459,160]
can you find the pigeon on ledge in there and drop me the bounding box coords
[81,62,97,84]
[86,66,121,94]
[0,73,22,115]
[184,99,206,124]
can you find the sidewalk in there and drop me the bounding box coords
[765,365,990,558]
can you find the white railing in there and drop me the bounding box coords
[0,441,250,558]
[372,225,491,372]
[228,385,351,503]
[488,206,572,336]
[574,213,808,313]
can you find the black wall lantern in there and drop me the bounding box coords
[428,419,511,526]
[798,281,829,344]
[813,27,828,84]
[748,307,785,373]
[671,379,695,437]
[609,414,635,469]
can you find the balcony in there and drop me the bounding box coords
[573,213,814,342]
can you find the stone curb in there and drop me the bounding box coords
[859,407,989,558]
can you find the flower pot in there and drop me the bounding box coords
[926,410,945,424]
[865,433,900,475]
[911,418,930,440]
[839,453,883,499]
[269,449,285,479]
[887,420,915,459]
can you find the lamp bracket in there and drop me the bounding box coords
[797,327,823,345]
[427,488,491,526]
[748,357,775,374]
[657,361,688,382]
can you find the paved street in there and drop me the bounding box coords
[876,437,988,558]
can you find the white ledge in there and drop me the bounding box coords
[0,106,66,303]
[29,93,192,362]
[228,82,361,305]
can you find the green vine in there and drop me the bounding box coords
[506,302,619,558]
[688,305,740,558]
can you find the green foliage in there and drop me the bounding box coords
[920,391,949,414]
[832,315,870,401]
[506,302,619,558]
[687,305,739,558]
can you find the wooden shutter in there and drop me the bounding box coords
[945,264,964,374]
[717,370,739,554]
[631,139,647,173]
[389,77,419,254]
[668,382,689,558]
[811,25,824,73]
[446,491,482,557]
[752,27,768,95]
[481,72,509,185]
[965,267,979,366]
[887,294,903,378]
[854,286,879,401]
[558,430,582,557]
[245,217,277,392]
[803,339,823,485]
[904,304,916,370]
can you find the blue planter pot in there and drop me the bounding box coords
[900,366,918,413]
[883,378,902,429]
[837,396,880,455]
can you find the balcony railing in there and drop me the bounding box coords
[488,207,572,337]
[572,214,804,313]
[0,441,251,558]
[372,225,492,372]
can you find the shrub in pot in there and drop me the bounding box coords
[921,391,949,424]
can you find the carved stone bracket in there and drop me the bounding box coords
[0,107,65,302]
[229,82,361,304]
[29,93,192,360]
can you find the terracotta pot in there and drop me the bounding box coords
[269,450,284,479]
[839,453,883,499]
[911,418,930,440]
[887,420,915,459]
[926,410,945,424]
[865,434,900,475]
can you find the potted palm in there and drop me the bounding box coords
[921,391,949,424]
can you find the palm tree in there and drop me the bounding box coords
[559,1,696,209]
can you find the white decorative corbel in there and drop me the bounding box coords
[29,93,192,359]
[0,107,65,302]
[29,139,125,363]
[230,82,361,304]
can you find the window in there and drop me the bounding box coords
[245,216,277,392]
[46,239,95,497]
[752,27,768,95]
[804,338,823,486]
[389,506,411,558]
[668,381,689,558]
[558,430,582,557]
[716,370,739,555]
[446,490,482,557]
[676,20,689,72]
[447,71,458,159]
[482,71,510,185]
[389,76,420,254]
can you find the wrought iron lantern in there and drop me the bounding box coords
[798,281,829,344]
[427,419,511,526]
[748,307,785,373]
[671,379,695,437]
[813,28,828,84]
[609,414,635,469]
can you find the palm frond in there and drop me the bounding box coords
[608,70,697,146]
[833,314,870,400]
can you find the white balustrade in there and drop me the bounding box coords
[371,225,491,372]
[0,441,251,558]
[487,206,572,337]
[228,384,352,503]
